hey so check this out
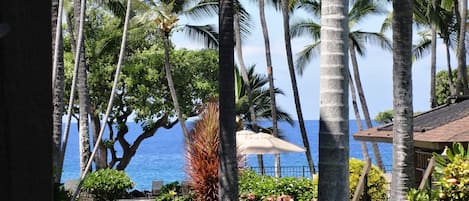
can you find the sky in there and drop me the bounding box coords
[171,1,456,120]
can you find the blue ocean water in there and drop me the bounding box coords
[61,120,392,191]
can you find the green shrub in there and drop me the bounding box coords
[239,158,387,201]
[82,168,134,201]
[433,142,469,200]
[238,169,316,201]
[348,158,388,200]
[154,181,194,201]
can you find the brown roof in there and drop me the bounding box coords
[353,98,469,150]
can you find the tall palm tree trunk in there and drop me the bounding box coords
[280,0,312,177]
[390,0,415,199]
[445,42,456,94]
[233,11,265,174]
[265,0,314,175]
[52,0,65,183]
[430,0,438,108]
[162,34,190,145]
[455,0,469,95]
[218,0,238,199]
[318,0,349,200]
[348,70,370,160]
[349,44,385,171]
[74,0,91,176]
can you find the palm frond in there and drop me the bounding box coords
[184,0,218,20]
[290,19,320,41]
[182,24,219,49]
[349,0,387,26]
[412,31,432,60]
[297,0,320,17]
[295,42,320,75]
[351,31,392,54]
[380,12,392,34]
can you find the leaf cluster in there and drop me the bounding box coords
[82,169,134,201]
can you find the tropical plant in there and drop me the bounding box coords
[317,0,350,200]
[185,102,220,200]
[433,142,469,200]
[82,168,134,201]
[374,109,394,124]
[218,0,238,199]
[234,65,293,131]
[390,0,415,199]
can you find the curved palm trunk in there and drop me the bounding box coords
[219,0,238,199]
[163,35,190,145]
[265,0,314,175]
[349,45,385,171]
[348,70,370,160]
[318,0,349,200]
[390,0,415,199]
[74,0,91,176]
[233,12,266,174]
[455,0,469,94]
[445,42,456,94]
[280,0,312,177]
[52,0,65,183]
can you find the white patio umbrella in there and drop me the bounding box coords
[236,130,306,155]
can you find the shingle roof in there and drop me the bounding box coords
[353,97,469,150]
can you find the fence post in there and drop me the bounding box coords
[352,157,372,201]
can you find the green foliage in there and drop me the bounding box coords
[239,159,388,201]
[154,181,193,201]
[433,142,469,200]
[82,169,134,201]
[435,70,469,105]
[238,169,317,201]
[374,109,394,124]
[54,183,72,201]
[348,158,388,200]
[406,188,433,201]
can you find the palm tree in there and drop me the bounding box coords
[452,0,469,94]
[318,0,349,200]
[390,0,415,199]
[234,65,294,128]
[52,0,66,183]
[292,0,389,171]
[280,0,314,177]
[218,0,238,199]
[141,0,219,145]
[73,0,92,175]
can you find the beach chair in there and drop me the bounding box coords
[151,180,164,196]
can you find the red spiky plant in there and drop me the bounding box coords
[185,102,220,201]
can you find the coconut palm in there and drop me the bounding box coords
[234,65,294,130]
[72,0,92,176]
[279,0,316,176]
[318,0,349,200]
[390,0,415,199]
[218,0,238,199]
[52,0,66,183]
[138,0,219,145]
[412,0,458,97]
[292,0,389,171]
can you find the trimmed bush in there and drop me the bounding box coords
[82,168,134,201]
[239,158,387,201]
[239,169,316,201]
[348,158,388,200]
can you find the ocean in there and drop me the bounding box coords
[61,120,392,191]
